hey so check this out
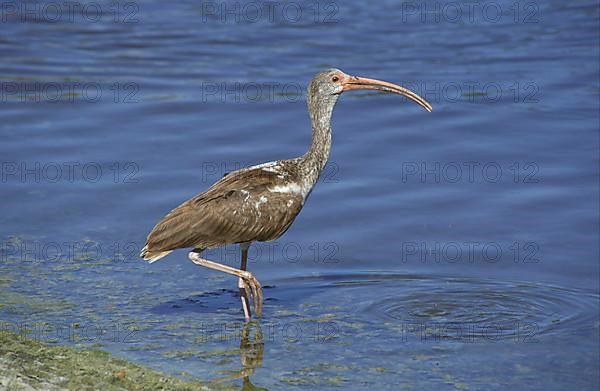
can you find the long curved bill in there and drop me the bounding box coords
[343,76,432,112]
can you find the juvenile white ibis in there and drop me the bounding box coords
[141,68,432,320]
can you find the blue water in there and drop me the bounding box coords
[1,0,599,389]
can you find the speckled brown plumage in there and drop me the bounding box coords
[141,160,306,261]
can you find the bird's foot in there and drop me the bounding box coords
[240,271,263,317]
[186,251,263,319]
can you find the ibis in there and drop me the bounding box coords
[141,68,432,320]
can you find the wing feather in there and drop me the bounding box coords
[141,165,304,261]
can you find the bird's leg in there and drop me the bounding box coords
[188,250,263,318]
[239,242,252,321]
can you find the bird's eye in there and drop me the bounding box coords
[331,75,340,82]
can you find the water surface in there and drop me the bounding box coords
[1,0,599,389]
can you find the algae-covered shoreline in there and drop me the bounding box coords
[0,330,233,390]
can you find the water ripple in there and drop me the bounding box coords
[277,272,599,341]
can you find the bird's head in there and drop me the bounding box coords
[309,68,432,112]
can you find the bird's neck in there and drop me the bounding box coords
[299,94,338,190]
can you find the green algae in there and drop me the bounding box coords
[0,331,235,391]
[279,362,354,387]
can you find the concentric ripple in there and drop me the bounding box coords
[276,273,599,342]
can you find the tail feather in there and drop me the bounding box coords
[140,244,172,263]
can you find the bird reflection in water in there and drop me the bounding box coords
[215,321,268,390]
